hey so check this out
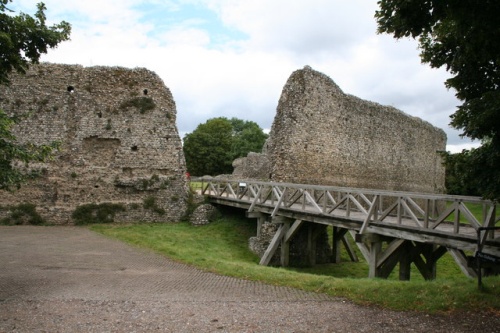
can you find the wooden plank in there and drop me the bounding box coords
[332,227,347,263]
[259,224,286,266]
[271,187,286,217]
[405,197,426,217]
[341,233,359,262]
[348,194,368,215]
[359,196,380,235]
[377,201,398,223]
[458,202,481,229]
[351,230,370,262]
[377,239,405,267]
[368,238,382,278]
[281,222,291,267]
[448,249,477,278]
[431,204,455,229]
[285,219,303,242]
[479,206,497,249]
[401,199,423,228]
[247,186,263,212]
[303,190,323,213]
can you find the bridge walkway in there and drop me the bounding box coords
[196,178,500,280]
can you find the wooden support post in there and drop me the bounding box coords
[332,227,346,263]
[399,242,412,281]
[366,234,382,278]
[281,221,291,267]
[307,224,316,266]
[246,211,267,237]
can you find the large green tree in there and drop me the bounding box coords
[183,117,268,176]
[0,0,71,189]
[376,0,500,199]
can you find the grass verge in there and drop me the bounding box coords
[90,210,500,314]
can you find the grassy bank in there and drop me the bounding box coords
[90,210,500,313]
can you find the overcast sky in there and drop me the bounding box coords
[12,0,481,152]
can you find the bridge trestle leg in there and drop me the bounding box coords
[332,227,358,263]
[356,234,449,280]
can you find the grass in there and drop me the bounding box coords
[90,208,500,314]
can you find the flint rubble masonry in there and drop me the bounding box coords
[265,66,447,193]
[0,63,188,224]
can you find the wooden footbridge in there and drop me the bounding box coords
[196,177,500,281]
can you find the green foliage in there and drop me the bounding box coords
[442,142,500,199]
[229,118,269,160]
[0,1,71,85]
[119,97,156,114]
[0,1,70,190]
[0,203,45,225]
[143,196,165,215]
[183,117,268,176]
[183,117,234,176]
[376,1,500,200]
[440,150,481,196]
[0,110,60,190]
[71,203,125,225]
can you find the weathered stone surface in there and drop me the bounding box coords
[190,204,219,226]
[249,222,280,265]
[265,66,446,193]
[0,63,188,224]
[232,152,270,180]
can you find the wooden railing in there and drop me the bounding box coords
[196,177,500,254]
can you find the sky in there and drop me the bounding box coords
[11,0,481,153]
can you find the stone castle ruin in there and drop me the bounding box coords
[238,66,447,265]
[236,66,447,194]
[0,63,188,224]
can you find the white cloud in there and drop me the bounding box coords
[9,0,474,148]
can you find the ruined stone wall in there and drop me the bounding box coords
[232,152,270,180]
[266,66,446,193]
[0,63,188,224]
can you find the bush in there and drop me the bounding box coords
[72,203,125,225]
[143,196,165,216]
[119,97,156,114]
[0,203,45,225]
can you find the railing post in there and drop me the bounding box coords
[424,199,430,229]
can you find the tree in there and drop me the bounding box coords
[229,118,269,160]
[183,118,234,176]
[183,117,268,176]
[376,0,500,200]
[0,0,71,189]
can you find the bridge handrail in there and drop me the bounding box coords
[195,177,499,242]
[196,177,490,203]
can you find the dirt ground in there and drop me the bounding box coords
[0,225,498,332]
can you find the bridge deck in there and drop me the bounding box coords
[198,178,500,258]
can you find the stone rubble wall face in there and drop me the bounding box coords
[267,67,446,193]
[0,63,188,224]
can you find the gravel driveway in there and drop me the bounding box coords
[0,226,498,332]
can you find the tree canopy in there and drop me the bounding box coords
[0,0,71,189]
[183,117,268,176]
[376,0,500,200]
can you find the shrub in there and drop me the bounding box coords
[119,97,156,114]
[143,196,166,216]
[0,203,45,225]
[72,203,125,225]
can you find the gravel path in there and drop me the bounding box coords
[0,225,498,332]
